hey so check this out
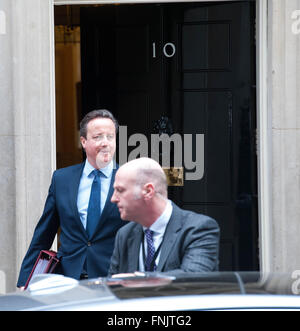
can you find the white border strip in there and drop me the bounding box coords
[256,0,272,273]
[49,0,58,250]
[50,0,57,173]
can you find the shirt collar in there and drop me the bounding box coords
[144,199,173,235]
[83,159,114,178]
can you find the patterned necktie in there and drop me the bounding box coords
[144,229,156,271]
[86,169,101,238]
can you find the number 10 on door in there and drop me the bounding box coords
[153,42,176,58]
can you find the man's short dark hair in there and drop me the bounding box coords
[79,109,119,138]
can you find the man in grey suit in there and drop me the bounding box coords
[109,157,220,276]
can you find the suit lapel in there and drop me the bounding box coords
[157,204,182,271]
[127,225,143,272]
[69,162,86,235]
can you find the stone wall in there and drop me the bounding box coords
[0,0,56,293]
[269,0,300,272]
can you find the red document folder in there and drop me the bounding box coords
[24,250,59,290]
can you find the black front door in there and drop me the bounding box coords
[81,1,258,271]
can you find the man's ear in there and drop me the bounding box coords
[142,183,155,200]
[80,136,86,149]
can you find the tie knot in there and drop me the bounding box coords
[92,169,101,177]
[145,229,154,239]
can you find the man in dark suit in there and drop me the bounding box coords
[109,157,220,276]
[17,110,125,287]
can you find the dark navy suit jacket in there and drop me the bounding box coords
[17,162,125,287]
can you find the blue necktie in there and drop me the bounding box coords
[86,169,101,238]
[145,229,156,271]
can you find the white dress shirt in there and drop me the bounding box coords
[77,160,114,230]
[139,199,173,272]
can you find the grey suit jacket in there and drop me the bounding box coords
[108,203,220,276]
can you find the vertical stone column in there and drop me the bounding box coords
[12,0,56,290]
[0,0,16,293]
[269,0,300,272]
[0,0,57,293]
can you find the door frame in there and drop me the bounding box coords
[52,0,271,273]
